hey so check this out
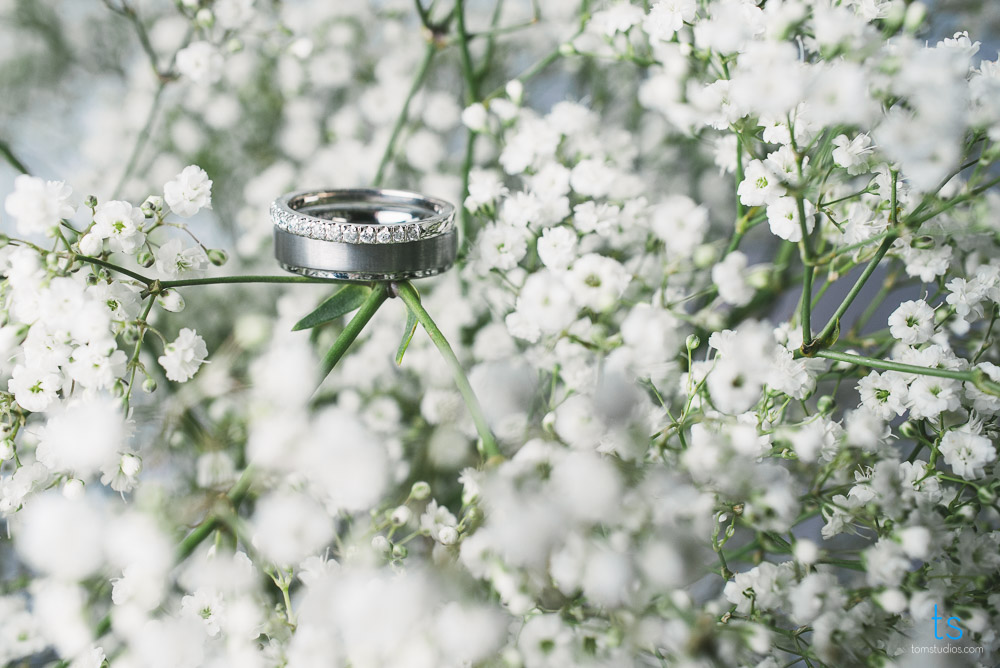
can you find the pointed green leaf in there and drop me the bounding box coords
[396,307,418,366]
[292,285,371,331]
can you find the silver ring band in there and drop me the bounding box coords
[270,189,455,244]
[274,227,458,281]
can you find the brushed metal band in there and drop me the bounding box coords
[271,188,455,245]
[274,227,458,281]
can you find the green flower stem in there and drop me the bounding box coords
[122,296,156,413]
[0,139,29,175]
[454,0,481,104]
[72,253,353,290]
[810,172,899,350]
[811,233,895,347]
[813,349,1000,395]
[458,130,476,244]
[101,0,163,75]
[373,42,437,186]
[806,228,893,267]
[413,0,435,31]
[455,0,481,243]
[318,283,390,380]
[395,280,500,459]
[227,463,256,507]
[84,465,261,645]
[73,254,154,284]
[176,517,221,562]
[904,174,1000,228]
[817,185,873,209]
[482,25,584,101]
[847,271,900,338]
[797,194,814,344]
[789,125,814,345]
[160,275,348,289]
[725,136,746,256]
[112,78,166,200]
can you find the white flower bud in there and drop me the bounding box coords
[157,289,186,313]
[748,266,771,290]
[899,526,930,560]
[120,453,142,477]
[693,244,717,268]
[437,526,459,545]
[371,535,391,555]
[390,506,412,526]
[289,37,313,59]
[876,589,908,614]
[0,438,13,461]
[141,195,164,217]
[505,79,524,104]
[461,103,489,133]
[410,481,431,500]
[62,478,86,499]
[904,2,926,31]
[793,539,819,565]
[195,8,214,27]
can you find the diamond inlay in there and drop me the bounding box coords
[272,197,455,246]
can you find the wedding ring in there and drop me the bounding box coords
[270,189,455,244]
[271,189,458,281]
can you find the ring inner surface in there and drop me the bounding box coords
[297,203,424,225]
[289,192,442,225]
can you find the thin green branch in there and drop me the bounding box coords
[810,233,896,349]
[122,296,156,412]
[847,271,900,338]
[808,171,899,351]
[789,124,815,345]
[483,25,584,101]
[474,0,507,81]
[112,81,166,199]
[904,174,1000,228]
[227,464,256,507]
[454,0,480,104]
[812,349,1000,395]
[395,281,500,459]
[70,253,351,289]
[797,195,813,344]
[0,139,29,175]
[373,43,437,186]
[73,254,154,284]
[161,274,348,289]
[101,0,162,75]
[807,228,894,267]
[318,283,390,381]
[726,135,746,256]
[176,517,220,562]
[413,0,434,31]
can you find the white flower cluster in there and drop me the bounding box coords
[0,167,215,511]
[2,1,1000,667]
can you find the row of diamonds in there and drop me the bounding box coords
[270,204,451,244]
